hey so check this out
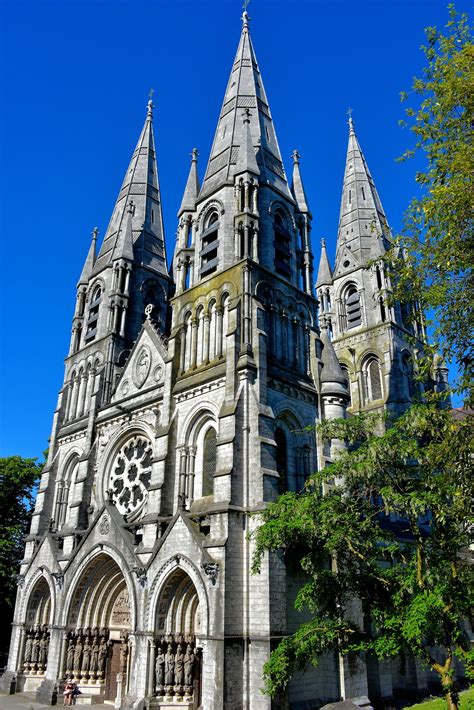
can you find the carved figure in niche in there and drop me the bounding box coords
[174,644,184,686]
[164,644,175,686]
[184,645,195,687]
[97,639,108,674]
[24,633,33,664]
[66,640,75,671]
[38,634,49,667]
[73,639,83,671]
[82,639,91,672]
[155,646,165,689]
[89,639,99,673]
[31,633,40,664]
[119,642,128,674]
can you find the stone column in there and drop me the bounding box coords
[187,446,196,503]
[191,317,198,369]
[178,447,188,506]
[119,306,126,337]
[77,373,87,417]
[216,308,223,358]
[70,376,79,421]
[147,639,156,697]
[179,326,186,373]
[203,314,210,364]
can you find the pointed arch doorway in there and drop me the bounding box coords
[152,568,202,708]
[21,577,53,692]
[65,553,132,705]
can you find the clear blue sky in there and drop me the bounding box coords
[0,0,468,458]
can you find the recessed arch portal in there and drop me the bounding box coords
[21,577,53,679]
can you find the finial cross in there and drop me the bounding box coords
[190,148,199,160]
[149,88,155,101]
[242,0,250,11]
[347,107,353,120]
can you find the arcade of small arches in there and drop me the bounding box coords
[64,355,102,422]
[273,410,316,493]
[177,411,218,509]
[18,554,203,704]
[180,292,230,374]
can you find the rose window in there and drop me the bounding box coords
[109,436,153,519]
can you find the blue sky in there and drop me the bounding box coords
[0,0,468,458]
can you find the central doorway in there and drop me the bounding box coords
[65,554,131,705]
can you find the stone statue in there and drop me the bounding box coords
[73,639,83,671]
[184,645,195,687]
[119,642,128,674]
[38,635,48,667]
[66,640,75,670]
[174,644,184,686]
[164,644,175,686]
[31,634,40,664]
[89,640,99,673]
[97,639,108,674]
[82,640,91,672]
[155,646,165,688]
[24,634,33,664]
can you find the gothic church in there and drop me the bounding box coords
[1,10,444,710]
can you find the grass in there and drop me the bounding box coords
[406,687,474,710]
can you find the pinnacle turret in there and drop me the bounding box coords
[319,323,349,396]
[291,150,310,215]
[199,12,291,200]
[78,228,98,285]
[178,149,200,216]
[316,239,333,288]
[334,115,392,276]
[93,99,168,277]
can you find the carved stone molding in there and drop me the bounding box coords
[201,562,219,585]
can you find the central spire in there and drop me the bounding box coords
[199,10,291,199]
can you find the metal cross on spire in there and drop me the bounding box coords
[147,88,155,117]
[347,107,355,131]
[241,0,251,29]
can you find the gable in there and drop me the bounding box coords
[113,321,167,402]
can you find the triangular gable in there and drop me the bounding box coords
[24,533,61,578]
[334,246,361,279]
[147,512,213,572]
[113,319,168,402]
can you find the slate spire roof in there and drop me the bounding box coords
[78,227,98,285]
[178,148,200,216]
[94,100,168,277]
[200,11,291,199]
[316,238,333,288]
[335,117,392,273]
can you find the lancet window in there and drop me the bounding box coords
[180,295,228,374]
[274,416,314,493]
[340,283,362,331]
[274,211,292,280]
[178,416,218,508]
[55,455,80,528]
[85,284,102,342]
[362,355,383,403]
[200,211,219,278]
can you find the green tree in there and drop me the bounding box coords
[0,456,42,663]
[252,406,474,710]
[392,5,474,401]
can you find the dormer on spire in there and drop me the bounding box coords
[78,228,98,286]
[234,110,260,178]
[178,148,200,216]
[112,200,135,262]
[291,150,310,215]
[334,116,392,276]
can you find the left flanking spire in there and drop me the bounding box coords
[94,99,168,276]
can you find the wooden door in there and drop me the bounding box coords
[104,642,121,701]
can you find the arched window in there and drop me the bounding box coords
[379,296,387,323]
[402,353,416,400]
[183,312,192,371]
[363,356,383,403]
[185,219,193,248]
[339,363,352,406]
[200,210,219,278]
[275,427,288,493]
[344,284,362,330]
[202,428,217,497]
[85,284,102,342]
[196,306,204,366]
[55,456,79,528]
[274,211,291,280]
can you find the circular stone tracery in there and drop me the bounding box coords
[109,436,153,519]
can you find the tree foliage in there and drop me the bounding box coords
[252,406,474,709]
[392,5,474,401]
[0,456,42,663]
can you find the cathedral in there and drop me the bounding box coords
[1,10,448,710]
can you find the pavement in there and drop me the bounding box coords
[0,694,112,710]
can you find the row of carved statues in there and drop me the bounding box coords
[23,626,50,672]
[65,628,112,679]
[154,637,198,697]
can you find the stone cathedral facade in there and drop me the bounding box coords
[1,12,447,710]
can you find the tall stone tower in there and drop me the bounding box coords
[1,11,434,710]
[316,117,425,418]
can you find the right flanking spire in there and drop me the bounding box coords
[334,117,392,277]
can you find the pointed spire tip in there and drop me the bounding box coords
[241,0,251,31]
[292,149,301,165]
